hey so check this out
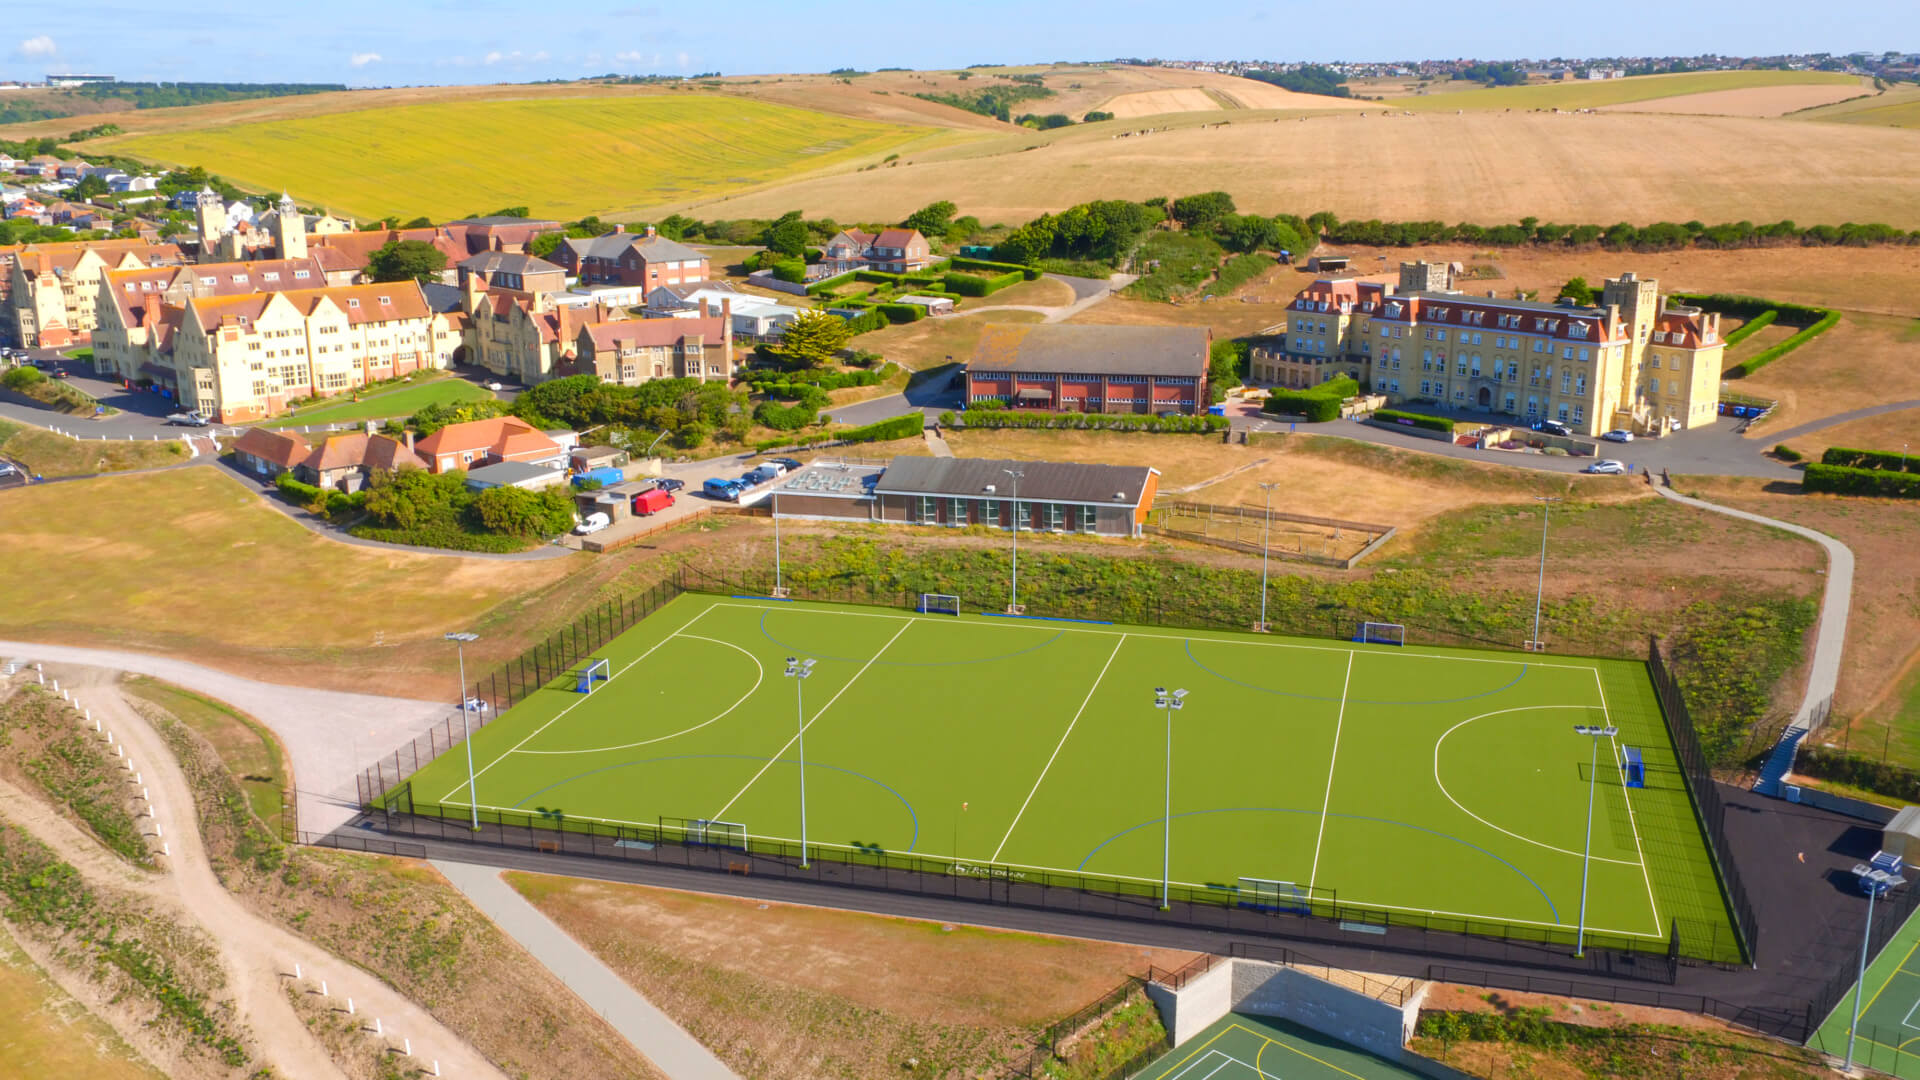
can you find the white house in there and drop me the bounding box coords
[110,175,158,193]
[646,282,804,340]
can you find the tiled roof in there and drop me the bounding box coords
[582,314,725,351]
[562,231,706,264]
[451,216,561,227]
[415,416,558,459]
[872,228,923,250]
[181,281,434,332]
[302,433,426,473]
[460,250,564,278]
[232,427,311,469]
[969,323,1209,378]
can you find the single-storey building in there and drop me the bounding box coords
[570,445,629,473]
[894,294,955,317]
[231,426,310,479]
[296,432,426,492]
[966,323,1211,416]
[770,455,1158,539]
[415,416,568,474]
[464,460,567,491]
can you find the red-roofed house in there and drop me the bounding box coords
[819,227,932,274]
[558,302,733,386]
[296,432,428,492]
[232,427,311,478]
[414,416,566,474]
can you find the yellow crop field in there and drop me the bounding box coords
[106,94,936,222]
[1394,69,1862,112]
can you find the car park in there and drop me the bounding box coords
[632,488,675,516]
[769,458,802,472]
[1583,459,1628,475]
[0,463,16,478]
[703,477,744,501]
[754,461,790,477]
[1601,429,1635,443]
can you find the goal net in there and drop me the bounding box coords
[661,817,748,850]
[918,593,961,616]
[1236,877,1332,916]
[574,657,611,694]
[1356,622,1406,647]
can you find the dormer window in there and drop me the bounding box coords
[200,276,216,286]
[262,272,278,282]
[377,296,390,305]
[293,270,309,279]
[347,298,360,308]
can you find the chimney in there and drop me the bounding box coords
[699,297,709,318]
[404,429,415,453]
[644,224,657,238]
[614,223,625,234]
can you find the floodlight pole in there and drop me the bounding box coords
[772,492,785,597]
[1531,497,1561,650]
[1004,467,1025,614]
[1255,482,1280,631]
[1155,687,1188,910]
[1572,723,1617,956]
[786,657,815,867]
[447,632,480,831]
[1846,883,1881,1069]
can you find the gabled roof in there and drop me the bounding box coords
[450,215,561,227]
[582,313,725,351]
[871,228,924,250]
[969,323,1209,378]
[301,433,426,473]
[459,250,564,277]
[181,281,433,332]
[414,416,560,460]
[650,279,740,302]
[232,426,311,469]
[875,455,1157,508]
[563,231,706,264]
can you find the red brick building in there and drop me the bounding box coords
[966,324,1211,416]
[552,225,709,289]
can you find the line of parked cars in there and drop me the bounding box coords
[703,458,801,502]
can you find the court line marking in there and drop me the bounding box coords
[1431,705,1642,866]
[1246,1022,1372,1080]
[1900,983,1920,1032]
[441,601,715,804]
[1307,652,1355,893]
[709,618,914,822]
[444,799,1657,938]
[989,633,1128,863]
[1593,666,1663,940]
[710,601,1604,670]
[513,635,764,755]
[1858,939,1920,1026]
[1161,1048,1238,1080]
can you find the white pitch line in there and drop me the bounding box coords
[512,635,764,755]
[1593,666,1663,940]
[1307,652,1356,893]
[442,601,714,804]
[990,633,1128,863]
[709,618,914,822]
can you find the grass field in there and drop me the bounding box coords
[264,376,491,428]
[1140,1015,1427,1080]
[403,592,1741,962]
[1395,70,1864,113]
[0,933,165,1080]
[0,418,191,477]
[106,94,935,222]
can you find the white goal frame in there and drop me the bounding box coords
[687,818,747,849]
[1359,622,1406,647]
[575,657,611,694]
[918,593,962,616]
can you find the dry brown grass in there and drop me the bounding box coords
[1601,83,1873,117]
[507,871,1194,1080]
[1740,314,1920,433]
[975,274,1076,308]
[1774,412,1920,461]
[1101,87,1223,118]
[859,309,1045,371]
[669,110,1920,229]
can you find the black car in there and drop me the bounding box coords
[1532,419,1572,437]
[653,478,685,494]
[769,457,802,471]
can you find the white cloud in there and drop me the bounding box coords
[483,50,504,64]
[614,50,646,64]
[531,50,550,62]
[349,52,382,68]
[17,35,56,59]
[675,51,689,69]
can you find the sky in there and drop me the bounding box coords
[4,2,1914,86]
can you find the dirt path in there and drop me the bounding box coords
[52,666,509,1080]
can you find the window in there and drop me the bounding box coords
[1577,348,1590,362]
[1557,404,1570,422]
[948,497,968,525]
[1649,378,1660,394]
[982,498,1000,525]
[1471,332,1482,345]
[1042,503,1065,531]
[1575,374,1586,395]
[1526,396,1539,416]
[1562,346,1574,360]
[1081,507,1098,534]
[1470,356,1481,377]
[914,496,938,525]
[1420,380,1431,396]
[1561,372,1571,393]
[1436,330,1448,342]
[1573,405,1585,423]
[1504,392,1516,412]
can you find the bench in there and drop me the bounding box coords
[535,838,560,854]
[727,860,751,876]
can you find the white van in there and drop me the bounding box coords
[574,512,611,535]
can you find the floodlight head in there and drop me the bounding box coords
[1601,726,1619,737]
[1154,686,1166,696]
[1173,688,1189,700]
[445,632,478,643]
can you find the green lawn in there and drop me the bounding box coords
[264,376,491,428]
[401,592,1741,962]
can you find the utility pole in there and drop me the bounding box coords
[1255,481,1280,632]
[1155,687,1188,910]
[1530,496,1561,651]
[785,657,816,867]
[1003,467,1025,613]
[446,632,481,831]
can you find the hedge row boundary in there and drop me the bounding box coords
[1822,446,1916,473]
[1672,292,1840,377]
[1372,408,1455,434]
[1803,463,1920,498]
[1798,746,1920,803]
[839,413,925,444]
[948,256,1041,280]
[1721,309,1776,346]
[1260,376,1358,423]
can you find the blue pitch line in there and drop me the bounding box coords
[757,609,1065,667]
[508,752,920,852]
[1077,806,1560,923]
[1184,639,1528,706]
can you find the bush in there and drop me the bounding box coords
[839,413,924,443]
[771,257,808,284]
[1803,463,1920,498]
[2,365,47,391]
[941,269,1024,297]
[1373,408,1455,434]
[1212,253,1275,294]
[873,302,926,324]
[274,472,323,505]
[948,256,1041,281]
[1798,747,1920,803]
[754,399,819,430]
[324,490,366,517]
[1773,444,1803,462]
[1260,375,1357,422]
[958,408,1230,434]
[1820,446,1914,472]
[1723,309,1777,346]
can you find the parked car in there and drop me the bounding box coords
[51,367,68,378]
[632,488,675,516]
[754,460,790,477]
[483,381,504,391]
[703,478,744,501]
[166,411,211,426]
[769,458,802,472]
[653,477,685,494]
[458,697,490,714]
[744,465,783,485]
[0,463,16,477]
[574,511,611,535]
[1531,419,1572,437]
[1583,459,1628,475]
[1601,429,1635,443]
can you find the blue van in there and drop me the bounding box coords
[702,477,743,501]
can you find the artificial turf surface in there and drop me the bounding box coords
[1811,904,1920,1076]
[402,592,1741,961]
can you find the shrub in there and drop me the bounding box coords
[1083,110,1114,122]
[839,413,924,443]
[1772,444,1803,462]
[1212,253,1275,294]
[804,271,858,296]
[1373,408,1455,434]
[754,399,819,430]
[1723,309,1777,346]
[1820,446,1915,473]
[1261,376,1358,422]
[274,472,323,505]
[771,257,808,284]
[941,269,1024,297]
[2,365,47,391]
[873,302,925,324]
[1802,463,1920,498]
[324,490,366,517]
[948,256,1040,281]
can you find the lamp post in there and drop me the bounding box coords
[1530,496,1561,651]
[1572,723,1618,956]
[1155,687,1188,910]
[785,657,816,867]
[1255,482,1280,632]
[1848,862,1908,1070]
[1003,467,1025,614]
[446,632,481,831]
[771,491,787,598]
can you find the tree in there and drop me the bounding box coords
[1218,214,1278,253]
[762,211,809,256]
[366,239,447,284]
[770,257,807,284]
[901,200,957,236]
[1083,111,1114,122]
[528,231,564,259]
[777,310,854,368]
[2,366,47,391]
[1556,277,1595,305]
[400,215,434,228]
[1171,191,1235,231]
[71,174,109,200]
[469,485,573,537]
[362,468,468,531]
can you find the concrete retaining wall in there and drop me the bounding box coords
[1143,961,1233,1047]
